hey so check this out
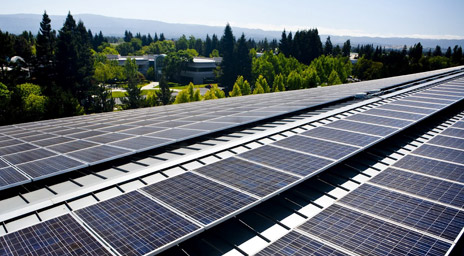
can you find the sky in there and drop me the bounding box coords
[1,0,464,39]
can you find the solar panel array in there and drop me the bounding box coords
[1,75,464,255]
[258,80,464,255]
[0,68,461,191]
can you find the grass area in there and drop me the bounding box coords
[170,83,217,90]
[112,91,127,98]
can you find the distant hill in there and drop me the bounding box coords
[1,13,463,49]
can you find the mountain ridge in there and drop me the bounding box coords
[1,13,463,49]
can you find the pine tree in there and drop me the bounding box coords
[155,76,173,105]
[433,45,442,56]
[286,71,303,90]
[242,80,252,95]
[229,82,242,97]
[324,36,333,56]
[256,75,270,93]
[342,39,351,57]
[279,30,289,56]
[328,70,342,85]
[35,11,56,89]
[204,34,212,56]
[219,24,236,93]
[159,33,165,41]
[253,80,264,94]
[122,58,142,109]
[235,34,251,81]
[445,47,452,58]
[272,74,285,92]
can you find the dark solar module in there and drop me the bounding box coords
[32,136,76,147]
[391,99,445,109]
[0,139,24,148]
[378,103,436,114]
[302,127,379,147]
[3,148,57,165]
[109,136,172,151]
[147,128,206,140]
[66,145,132,164]
[413,144,464,165]
[67,130,106,139]
[325,120,397,137]
[0,166,29,189]
[16,155,86,179]
[239,145,333,177]
[180,122,235,131]
[47,140,99,154]
[362,108,425,121]
[428,135,464,150]
[85,133,134,144]
[451,121,464,129]
[440,128,464,138]
[405,96,453,105]
[119,126,166,135]
[345,114,413,128]
[143,172,257,225]
[195,157,299,198]
[76,191,200,256]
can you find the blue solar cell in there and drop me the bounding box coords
[440,128,464,138]
[47,140,99,154]
[239,145,333,177]
[0,214,111,255]
[405,96,452,105]
[452,121,464,129]
[415,92,462,101]
[3,148,57,165]
[428,135,464,150]
[109,136,173,151]
[412,144,464,165]
[194,157,299,198]
[256,231,349,256]
[0,166,29,189]
[66,145,132,164]
[274,135,359,160]
[299,204,451,256]
[361,108,425,121]
[147,128,206,140]
[345,113,413,128]
[377,104,436,115]
[76,191,200,256]
[370,168,464,208]
[393,155,464,183]
[0,143,38,156]
[391,99,445,109]
[302,127,379,147]
[340,183,464,241]
[16,155,86,179]
[325,119,398,137]
[142,172,257,225]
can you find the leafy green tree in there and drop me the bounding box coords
[163,50,196,82]
[255,75,270,93]
[229,82,242,97]
[302,68,320,88]
[174,89,190,104]
[242,80,252,96]
[122,58,143,109]
[155,76,174,105]
[146,90,158,107]
[253,80,264,94]
[16,83,48,121]
[286,71,303,90]
[272,74,285,92]
[146,67,156,81]
[204,84,225,100]
[176,35,189,51]
[328,70,342,85]
[0,82,12,124]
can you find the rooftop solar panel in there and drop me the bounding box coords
[67,130,105,139]
[378,103,437,114]
[299,204,451,256]
[426,89,464,96]
[194,157,299,198]
[119,126,166,135]
[85,133,134,144]
[370,167,464,208]
[239,145,333,177]
[66,145,132,164]
[142,172,257,225]
[32,136,75,147]
[109,136,173,151]
[16,155,86,179]
[75,191,201,256]
[452,121,464,129]
[47,140,99,154]
[51,128,87,136]
[256,231,349,256]
[412,144,464,165]
[274,135,359,160]
[0,214,111,255]
[405,96,453,105]
[345,113,413,128]
[324,120,397,137]
[147,128,206,140]
[153,120,195,128]
[302,127,379,147]
[180,121,236,131]
[391,99,445,109]
[3,148,57,165]
[427,135,464,150]
[361,108,426,121]
[0,166,29,189]
[99,124,136,132]
[440,127,464,138]
[211,116,260,124]
[415,92,462,101]
[10,131,40,138]
[0,139,23,148]
[19,133,54,142]
[0,143,38,156]
[340,183,464,240]
[0,159,8,169]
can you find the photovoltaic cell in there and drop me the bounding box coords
[427,135,464,150]
[0,143,38,156]
[85,133,134,144]
[32,136,75,147]
[180,122,235,131]
[0,139,24,148]
[153,120,194,128]
[256,231,349,256]
[370,167,464,208]
[0,159,8,169]
[66,145,132,164]
[393,155,464,183]
[405,96,452,105]
[299,204,451,256]
[51,128,86,136]
[345,114,413,128]
[391,99,445,109]
[99,125,136,132]
[440,127,464,138]
[239,145,333,177]
[67,130,105,139]
[274,135,359,160]
[302,127,379,147]
[339,183,464,240]
[452,121,464,129]
[377,104,436,114]
[194,157,299,198]
[0,214,111,256]
[16,155,86,179]
[415,92,461,101]
[361,108,425,121]
[142,172,257,225]
[0,167,29,189]
[75,191,200,256]
[20,133,54,142]
[324,120,397,137]
[3,148,57,165]
[412,144,464,165]
[109,136,173,151]
[47,140,99,154]
[147,128,206,140]
[119,126,166,135]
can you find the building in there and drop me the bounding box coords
[106,54,165,80]
[181,57,221,84]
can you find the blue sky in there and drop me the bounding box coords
[2,0,463,39]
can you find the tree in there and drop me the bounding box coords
[155,76,174,105]
[163,50,196,82]
[328,70,342,85]
[235,34,252,81]
[255,75,270,93]
[445,47,452,58]
[286,71,303,90]
[229,77,242,97]
[176,35,189,51]
[122,58,143,109]
[452,45,463,64]
[16,83,48,121]
[204,34,213,56]
[219,24,236,92]
[146,66,156,81]
[146,90,158,107]
[204,84,225,100]
[279,29,290,56]
[35,11,56,88]
[342,39,351,57]
[252,80,264,94]
[272,73,285,92]
[0,82,12,124]
[433,45,442,56]
[324,36,333,56]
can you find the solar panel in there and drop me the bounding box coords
[391,99,445,109]
[426,89,464,96]
[0,159,8,168]
[147,128,206,140]
[239,145,333,177]
[0,166,29,189]
[142,172,257,225]
[415,92,462,101]
[51,128,87,135]
[16,155,86,179]
[3,148,57,165]
[85,133,134,144]
[0,214,111,255]
[370,167,464,208]
[11,131,41,138]
[0,143,38,156]
[109,136,173,151]
[66,145,132,164]
[345,113,413,128]
[256,231,349,256]
[274,135,359,160]
[153,120,194,128]
[361,108,426,121]
[32,136,75,147]
[75,191,201,256]
[452,121,464,129]
[427,135,464,150]
[440,127,464,138]
[377,103,436,114]
[194,157,299,198]
[180,121,236,131]
[339,183,464,240]
[19,133,54,142]
[211,116,259,124]
[324,120,398,137]
[302,127,379,147]
[67,130,105,139]
[0,139,23,148]
[412,144,464,165]
[99,124,136,132]
[405,96,452,105]
[299,204,451,256]
[119,126,167,135]
[47,140,99,154]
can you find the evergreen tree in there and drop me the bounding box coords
[235,34,251,81]
[229,82,242,97]
[56,13,79,97]
[154,33,159,42]
[433,45,442,56]
[328,70,342,85]
[124,30,133,42]
[219,24,236,93]
[155,76,173,105]
[122,58,142,109]
[252,80,264,94]
[203,84,225,100]
[445,47,452,58]
[256,75,270,93]
[452,45,463,64]
[159,33,165,41]
[342,39,351,57]
[35,11,56,89]
[204,34,213,56]
[211,34,219,51]
[75,21,95,110]
[324,36,333,56]
[242,79,252,95]
[286,71,303,90]
[272,73,285,92]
